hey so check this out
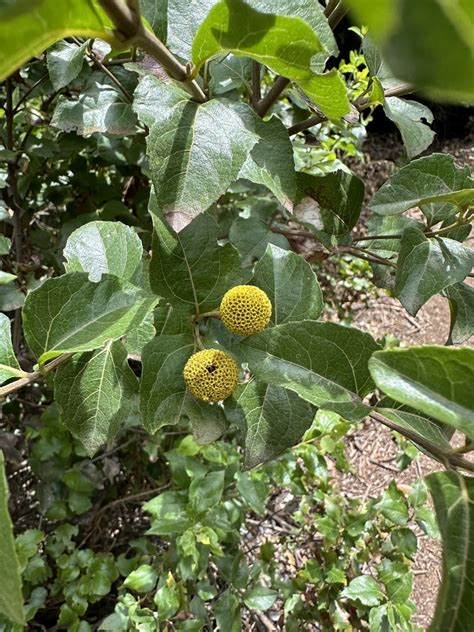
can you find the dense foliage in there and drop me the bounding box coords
[0,1,473,630]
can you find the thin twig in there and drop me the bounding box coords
[73,37,133,104]
[254,76,290,117]
[0,353,73,400]
[370,411,474,473]
[252,61,262,108]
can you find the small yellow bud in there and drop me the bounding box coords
[183,349,238,402]
[220,285,272,337]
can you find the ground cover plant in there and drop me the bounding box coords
[0,0,473,630]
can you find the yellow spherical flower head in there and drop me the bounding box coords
[220,285,272,337]
[183,349,239,402]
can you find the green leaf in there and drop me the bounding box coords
[0,0,114,82]
[253,244,323,325]
[144,491,192,535]
[123,564,158,594]
[154,579,180,621]
[189,470,225,513]
[376,406,453,461]
[0,451,24,626]
[383,97,435,160]
[46,39,88,90]
[54,340,138,456]
[51,70,137,136]
[167,0,218,58]
[239,116,296,211]
[345,0,474,101]
[64,221,143,283]
[0,283,24,312]
[342,575,385,607]
[209,53,253,95]
[134,77,258,218]
[0,313,21,384]
[192,0,349,120]
[23,273,158,363]
[369,154,474,223]
[443,283,474,345]
[296,170,364,235]
[214,589,241,632]
[235,472,267,515]
[374,482,409,525]
[395,227,474,315]
[369,346,474,439]
[240,321,379,421]
[243,585,278,610]
[149,211,244,313]
[378,560,412,604]
[0,235,11,255]
[123,312,156,356]
[226,380,315,468]
[0,272,17,285]
[184,396,228,445]
[425,471,474,632]
[229,218,290,267]
[141,0,167,41]
[139,333,194,433]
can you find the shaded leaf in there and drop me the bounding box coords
[383,97,435,160]
[239,115,296,211]
[296,170,364,235]
[369,153,474,224]
[23,273,158,363]
[47,39,88,90]
[144,491,191,535]
[134,76,258,218]
[395,227,473,315]
[55,340,138,456]
[51,70,137,137]
[0,450,24,626]
[426,471,474,632]
[192,0,349,120]
[226,380,315,468]
[229,218,290,267]
[185,397,227,445]
[141,0,167,41]
[369,346,474,439]
[443,283,474,345]
[64,221,143,283]
[240,321,379,421]
[149,210,244,314]
[253,244,323,325]
[0,313,21,384]
[139,334,194,433]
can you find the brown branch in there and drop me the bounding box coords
[251,61,262,108]
[327,2,348,29]
[370,411,474,473]
[98,0,206,102]
[254,76,290,117]
[0,353,73,400]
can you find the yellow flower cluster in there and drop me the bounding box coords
[183,349,238,403]
[219,285,272,337]
[183,285,272,402]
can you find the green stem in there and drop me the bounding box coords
[98,0,206,102]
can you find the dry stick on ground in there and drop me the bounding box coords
[370,411,474,473]
[98,0,206,102]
